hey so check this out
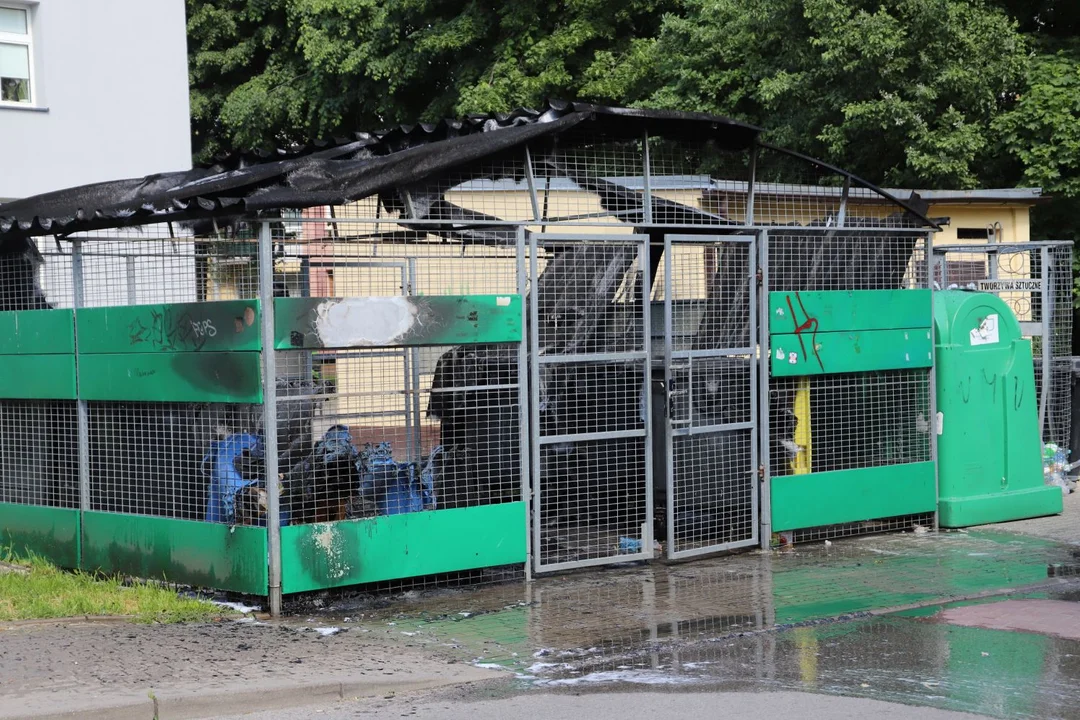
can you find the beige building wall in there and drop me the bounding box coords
[237,188,1040,456]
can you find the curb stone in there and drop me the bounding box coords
[3,669,501,720]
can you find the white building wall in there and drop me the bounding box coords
[0,0,192,199]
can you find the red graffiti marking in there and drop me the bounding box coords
[785,292,824,371]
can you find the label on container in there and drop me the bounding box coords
[969,314,1000,346]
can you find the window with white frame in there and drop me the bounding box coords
[0,4,32,104]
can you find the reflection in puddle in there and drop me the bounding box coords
[335,531,1080,718]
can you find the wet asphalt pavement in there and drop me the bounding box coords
[274,529,1080,719]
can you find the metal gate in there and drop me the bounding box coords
[530,233,654,572]
[661,234,759,558]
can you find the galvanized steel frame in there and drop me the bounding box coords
[663,233,759,560]
[530,232,654,573]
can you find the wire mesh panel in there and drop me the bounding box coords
[531,233,653,572]
[0,401,77,508]
[764,229,935,543]
[931,241,1073,449]
[661,235,758,558]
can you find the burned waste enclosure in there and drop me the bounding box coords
[0,102,943,606]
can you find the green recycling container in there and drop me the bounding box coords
[933,291,1062,527]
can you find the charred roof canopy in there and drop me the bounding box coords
[0,100,935,243]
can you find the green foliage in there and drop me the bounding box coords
[187,0,675,163]
[186,0,1079,248]
[595,0,1029,188]
[994,47,1080,199]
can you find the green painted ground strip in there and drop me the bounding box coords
[0,309,75,354]
[769,290,931,334]
[771,327,933,376]
[280,502,527,593]
[0,502,79,568]
[78,352,262,403]
[76,300,262,354]
[80,512,268,594]
[771,461,937,532]
[275,295,523,349]
[0,355,77,399]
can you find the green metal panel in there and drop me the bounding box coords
[0,355,77,399]
[771,461,937,532]
[0,309,75,354]
[76,300,261,354]
[769,290,931,334]
[78,352,262,403]
[0,503,80,567]
[80,512,268,594]
[279,502,527,593]
[770,328,933,376]
[275,295,523,349]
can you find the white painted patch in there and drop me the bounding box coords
[210,600,261,614]
[776,349,786,360]
[311,522,350,579]
[936,411,944,436]
[496,296,511,306]
[970,314,1000,346]
[314,297,418,347]
[537,670,699,686]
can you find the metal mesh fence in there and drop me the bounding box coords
[660,236,757,557]
[765,230,933,542]
[531,233,652,571]
[265,222,524,527]
[0,401,77,508]
[931,241,1073,449]
[0,123,951,595]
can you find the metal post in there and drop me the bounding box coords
[642,132,653,226]
[746,143,759,226]
[758,230,771,549]
[524,147,542,222]
[926,233,939,532]
[125,256,137,304]
[407,258,423,463]
[663,235,675,556]
[517,227,532,582]
[258,221,283,616]
[72,240,91,522]
[748,234,760,546]
[640,238,655,555]
[528,232,542,574]
[837,177,850,228]
[1040,244,1052,438]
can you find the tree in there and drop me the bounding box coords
[186,0,675,163]
[585,0,1030,189]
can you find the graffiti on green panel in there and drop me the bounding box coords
[76,300,261,354]
[78,352,261,403]
[0,355,77,399]
[771,327,933,376]
[0,309,75,354]
[769,290,931,334]
[80,512,268,595]
[0,503,79,567]
[771,461,936,532]
[279,502,527,593]
[275,295,523,349]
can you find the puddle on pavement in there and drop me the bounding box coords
[280,530,1080,718]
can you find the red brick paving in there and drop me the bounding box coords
[938,599,1080,640]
